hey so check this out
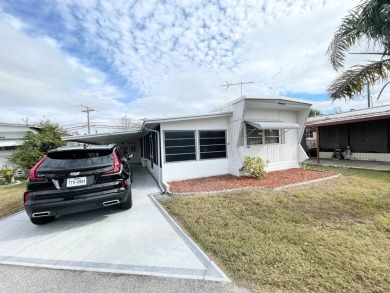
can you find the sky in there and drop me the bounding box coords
[1,0,389,134]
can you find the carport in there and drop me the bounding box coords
[62,123,164,189]
[0,166,228,281]
[62,128,149,165]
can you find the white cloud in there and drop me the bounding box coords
[2,0,388,132]
[0,14,127,128]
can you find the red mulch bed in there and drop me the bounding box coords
[168,168,338,193]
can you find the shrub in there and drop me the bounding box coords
[10,121,67,171]
[241,156,269,178]
[0,166,18,185]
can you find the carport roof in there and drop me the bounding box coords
[61,128,148,145]
[306,104,390,127]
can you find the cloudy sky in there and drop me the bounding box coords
[1,0,388,134]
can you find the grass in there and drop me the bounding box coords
[161,166,390,293]
[0,180,27,219]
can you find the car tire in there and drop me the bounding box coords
[120,188,132,209]
[30,216,56,225]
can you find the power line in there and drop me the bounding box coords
[81,105,95,134]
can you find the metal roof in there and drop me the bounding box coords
[306,105,390,127]
[214,95,312,111]
[0,122,41,130]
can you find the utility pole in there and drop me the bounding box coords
[81,105,95,134]
[222,81,254,97]
[367,83,372,108]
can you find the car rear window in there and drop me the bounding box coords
[39,149,114,170]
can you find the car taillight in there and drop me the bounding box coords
[29,155,47,182]
[103,152,121,175]
[24,192,28,203]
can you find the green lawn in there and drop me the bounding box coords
[0,180,27,219]
[161,166,390,293]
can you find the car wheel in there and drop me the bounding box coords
[30,216,56,225]
[120,188,132,209]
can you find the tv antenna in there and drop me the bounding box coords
[222,80,254,97]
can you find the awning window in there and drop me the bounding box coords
[246,121,300,130]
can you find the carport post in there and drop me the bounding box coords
[316,126,320,164]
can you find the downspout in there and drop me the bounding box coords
[144,126,165,193]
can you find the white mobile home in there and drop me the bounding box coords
[63,96,311,188]
[0,123,40,168]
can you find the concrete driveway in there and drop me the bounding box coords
[0,166,228,281]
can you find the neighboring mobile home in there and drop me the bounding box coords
[0,123,39,168]
[306,105,390,162]
[62,96,311,189]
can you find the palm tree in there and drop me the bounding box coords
[327,0,390,102]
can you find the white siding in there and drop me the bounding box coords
[245,109,296,121]
[160,117,229,182]
[163,160,229,182]
[228,100,246,175]
[0,124,39,169]
[0,150,13,167]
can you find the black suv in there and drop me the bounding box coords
[24,144,133,225]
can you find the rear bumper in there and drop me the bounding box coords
[24,188,130,218]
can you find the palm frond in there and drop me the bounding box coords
[327,59,390,100]
[327,0,390,71]
[327,10,363,71]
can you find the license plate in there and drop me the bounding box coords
[67,177,87,187]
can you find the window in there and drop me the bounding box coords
[40,149,114,170]
[1,146,17,151]
[264,129,280,144]
[164,131,196,162]
[140,138,144,157]
[199,130,226,159]
[246,124,263,145]
[246,123,280,145]
[305,128,314,138]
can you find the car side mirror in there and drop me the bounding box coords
[128,154,134,159]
